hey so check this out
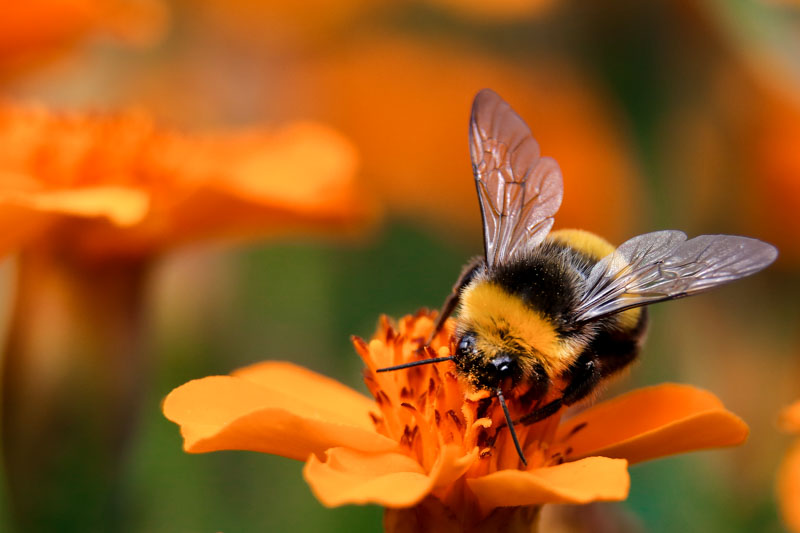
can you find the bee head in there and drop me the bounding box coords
[489,352,515,381]
[454,331,539,392]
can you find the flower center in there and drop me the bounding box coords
[356,312,575,474]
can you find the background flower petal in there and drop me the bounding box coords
[0,104,372,258]
[0,0,166,77]
[556,384,749,464]
[163,373,396,459]
[780,401,800,433]
[208,122,358,211]
[778,440,800,533]
[0,186,150,226]
[467,457,630,510]
[286,36,642,243]
[304,447,433,508]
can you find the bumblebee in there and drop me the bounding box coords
[379,89,777,464]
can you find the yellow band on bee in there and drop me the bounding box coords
[547,228,615,260]
[460,281,574,374]
[547,228,642,328]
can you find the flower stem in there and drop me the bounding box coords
[384,497,541,533]
[1,246,150,531]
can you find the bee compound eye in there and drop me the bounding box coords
[457,335,475,357]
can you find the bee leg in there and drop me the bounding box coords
[517,398,562,426]
[428,256,486,342]
[517,353,600,426]
[560,353,601,406]
[586,308,647,379]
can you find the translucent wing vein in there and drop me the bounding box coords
[469,89,563,268]
[575,231,778,321]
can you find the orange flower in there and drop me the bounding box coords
[662,67,800,265]
[741,84,800,265]
[0,0,166,77]
[181,0,372,47]
[0,102,370,531]
[285,37,643,244]
[427,0,557,21]
[164,311,748,531]
[778,401,800,532]
[0,102,371,258]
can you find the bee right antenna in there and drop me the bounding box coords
[497,388,527,466]
[376,356,454,373]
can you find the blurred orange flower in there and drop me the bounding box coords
[164,311,748,531]
[741,85,800,264]
[428,0,557,21]
[183,0,371,47]
[655,3,800,265]
[778,401,800,532]
[0,101,370,530]
[0,0,166,77]
[664,66,800,265]
[0,102,370,258]
[285,37,643,244]
[187,0,556,46]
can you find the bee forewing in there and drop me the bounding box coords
[469,89,564,268]
[575,231,778,321]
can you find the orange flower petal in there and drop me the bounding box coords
[163,367,396,460]
[556,384,748,464]
[0,0,165,76]
[0,186,149,226]
[303,444,478,508]
[467,457,630,509]
[231,361,380,428]
[778,440,800,533]
[211,122,358,211]
[0,104,370,258]
[288,37,642,242]
[428,0,556,21]
[780,401,800,433]
[429,445,479,494]
[304,447,431,508]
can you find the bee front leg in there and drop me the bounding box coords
[428,256,486,342]
[517,353,601,426]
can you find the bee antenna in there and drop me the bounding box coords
[497,388,527,467]
[376,356,454,373]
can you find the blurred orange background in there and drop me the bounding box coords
[0,1,798,532]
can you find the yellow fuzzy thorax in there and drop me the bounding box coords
[547,228,615,259]
[459,281,575,376]
[548,228,641,331]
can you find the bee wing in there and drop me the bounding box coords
[470,89,564,268]
[574,230,778,321]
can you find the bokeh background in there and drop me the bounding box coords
[0,0,799,531]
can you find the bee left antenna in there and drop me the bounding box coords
[376,356,454,373]
[497,388,527,466]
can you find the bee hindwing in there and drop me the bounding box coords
[470,89,564,268]
[574,230,778,321]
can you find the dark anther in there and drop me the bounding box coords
[562,422,588,441]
